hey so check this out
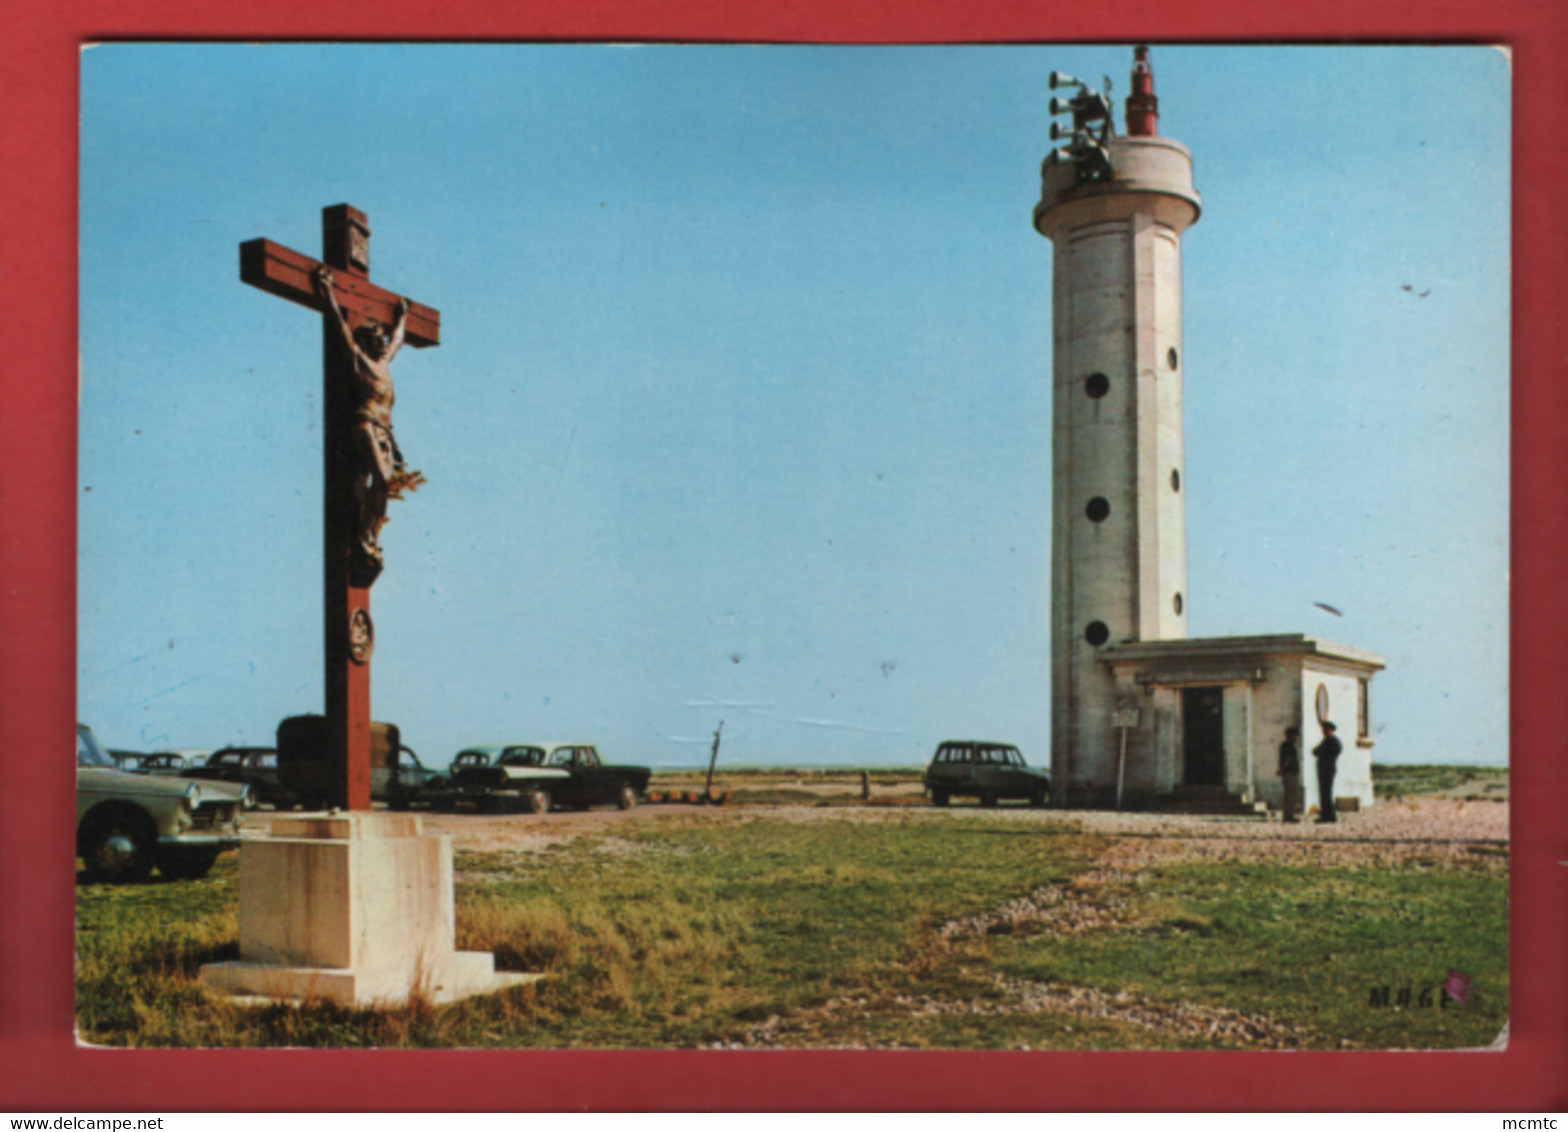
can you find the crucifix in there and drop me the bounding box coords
[240,204,440,810]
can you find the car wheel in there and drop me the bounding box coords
[617,783,638,810]
[931,789,950,807]
[980,791,999,808]
[527,787,551,815]
[158,847,219,880]
[80,808,156,883]
[1030,790,1048,808]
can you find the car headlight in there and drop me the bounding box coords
[184,781,202,810]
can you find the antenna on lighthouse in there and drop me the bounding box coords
[1046,70,1114,183]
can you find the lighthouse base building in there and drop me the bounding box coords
[1036,48,1384,814]
[1094,635,1383,813]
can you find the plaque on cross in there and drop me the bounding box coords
[240,204,440,811]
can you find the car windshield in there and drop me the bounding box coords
[77,726,116,768]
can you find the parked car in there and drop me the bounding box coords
[114,751,209,778]
[153,749,213,772]
[923,740,1051,807]
[387,745,443,809]
[76,723,246,882]
[451,743,649,813]
[448,745,569,813]
[186,746,294,808]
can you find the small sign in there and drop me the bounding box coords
[1111,710,1141,728]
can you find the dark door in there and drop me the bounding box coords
[575,747,612,805]
[1182,686,1226,785]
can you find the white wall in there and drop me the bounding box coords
[1242,666,1305,807]
[1301,666,1375,811]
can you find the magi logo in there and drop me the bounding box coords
[1368,969,1472,1008]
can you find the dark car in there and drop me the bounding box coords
[452,743,649,812]
[186,746,294,808]
[924,740,1050,807]
[386,745,443,809]
[115,751,207,778]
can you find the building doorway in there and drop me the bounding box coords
[1182,686,1225,785]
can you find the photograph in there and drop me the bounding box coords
[74,41,1511,1055]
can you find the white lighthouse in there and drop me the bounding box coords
[1034,48,1385,813]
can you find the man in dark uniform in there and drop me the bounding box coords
[1313,721,1342,823]
[1278,726,1303,823]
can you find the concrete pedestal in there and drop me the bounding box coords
[200,812,537,1007]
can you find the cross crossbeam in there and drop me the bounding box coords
[240,238,441,347]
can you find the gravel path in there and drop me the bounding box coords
[421,796,1506,865]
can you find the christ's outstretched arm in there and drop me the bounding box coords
[384,297,410,362]
[313,266,358,355]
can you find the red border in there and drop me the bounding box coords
[3,0,1564,1112]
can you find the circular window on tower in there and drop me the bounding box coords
[1315,683,1331,725]
[1085,497,1110,523]
[1167,347,1179,371]
[1173,592,1184,615]
[1170,468,1181,492]
[1085,621,1110,647]
[1085,372,1110,399]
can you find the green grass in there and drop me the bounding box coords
[989,858,1508,1049]
[75,817,1507,1050]
[1373,763,1508,798]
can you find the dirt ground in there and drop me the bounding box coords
[400,794,1508,866]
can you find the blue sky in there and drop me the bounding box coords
[78,44,1510,768]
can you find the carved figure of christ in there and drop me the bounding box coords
[239,204,440,810]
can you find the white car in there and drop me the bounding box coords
[76,724,246,881]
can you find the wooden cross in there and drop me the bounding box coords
[240,204,440,811]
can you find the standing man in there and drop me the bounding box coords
[1278,726,1303,823]
[1313,721,1342,823]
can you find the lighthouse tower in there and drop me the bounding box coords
[1032,47,1385,813]
[1035,47,1200,802]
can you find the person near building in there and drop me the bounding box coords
[1278,726,1303,823]
[1313,721,1342,823]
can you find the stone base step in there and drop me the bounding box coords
[202,953,541,1008]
